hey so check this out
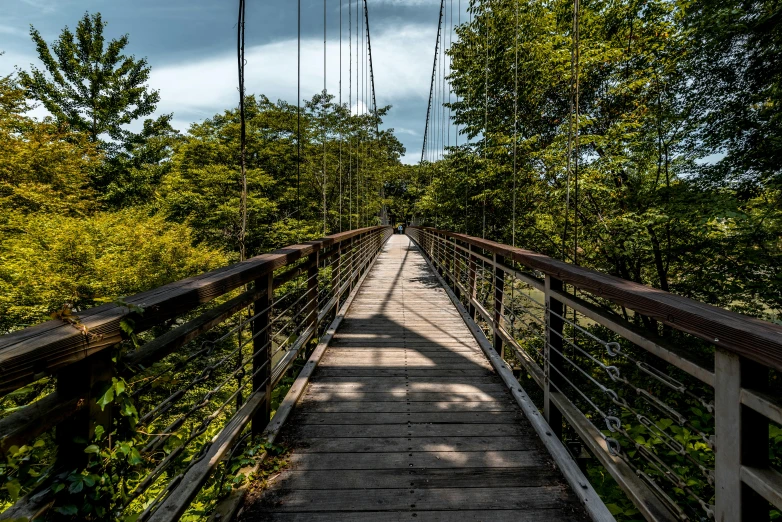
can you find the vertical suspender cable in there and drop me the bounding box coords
[236,0,247,408]
[297,0,301,214]
[356,0,366,226]
[574,0,580,267]
[349,0,352,230]
[448,0,452,151]
[482,0,488,239]
[339,0,343,232]
[564,0,580,262]
[323,0,328,236]
[237,0,247,261]
[512,0,518,247]
[463,0,468,234]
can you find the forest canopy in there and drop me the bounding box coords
[0,13,402,334]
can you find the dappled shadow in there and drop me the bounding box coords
[239,235,589,521]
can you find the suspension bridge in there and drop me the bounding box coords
[2,1,782,522]
[2,227,782,521]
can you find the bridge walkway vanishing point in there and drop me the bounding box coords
[239,234,592,521]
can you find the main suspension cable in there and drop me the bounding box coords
[422,0,445,163]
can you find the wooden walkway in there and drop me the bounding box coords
[240,234,589,521]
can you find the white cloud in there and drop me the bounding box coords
[0,22,448,162]
[149,23,433,118]
[0,24,27,37]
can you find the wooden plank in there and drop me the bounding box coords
[295,400,516,413]
[252,486,572,512]
[286,436,536,453]
[256,467,558,489]
[285,450,544,471]
[741,465,782,511]
[292,411,522,425]
[239,510,585,522]
[301,390,510,402]
[312,368,495,378]
[411,227,782,372]
[304,380,508,393]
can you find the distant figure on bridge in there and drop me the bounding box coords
[398,224,404,234]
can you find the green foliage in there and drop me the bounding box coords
[0,209,227,332]
[396,0,781,322]
[18,12,159,144]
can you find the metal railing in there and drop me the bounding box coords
[408,226,782,522]
[0,226,392,521]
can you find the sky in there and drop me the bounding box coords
[1,0,467,164]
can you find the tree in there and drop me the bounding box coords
[18,12,160,145]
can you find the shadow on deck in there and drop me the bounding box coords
[238,235,590,521]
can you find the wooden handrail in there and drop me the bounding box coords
[0,227,385,394]
[409,226,782,372]
[0,226,393,522]
[408,226,782,521]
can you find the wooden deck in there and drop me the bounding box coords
[240,234,590,521]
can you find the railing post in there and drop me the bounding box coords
[493,253,505,358]
[307,250,319,332]
[348,236,356,292]
[252,272,273,437]
[467,244,478,321]
[334,242,342,311]
[714,348,769,522]
[544,275,564,440]
[453,239,461,300]
[56,350,113,470]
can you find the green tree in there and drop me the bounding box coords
[18,12,159,144]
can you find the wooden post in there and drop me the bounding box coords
[348,237,356,292]
[307,251,319,332]
[334,243,342,311]
[714,349,769,522]
[56,350,113,470]
[493,253,505,358]
[252,272,273,437]
[544,275,564,440]
[453,240,462,300]
[468,245,478,321]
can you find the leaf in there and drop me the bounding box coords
[5,480,21,501]
[68,478,84,494]
[96,387,114,410]
[54,505,79,516]
[84,444,100,454]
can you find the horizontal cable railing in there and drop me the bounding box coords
[407,226,782,522]
[0,226,392,521]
